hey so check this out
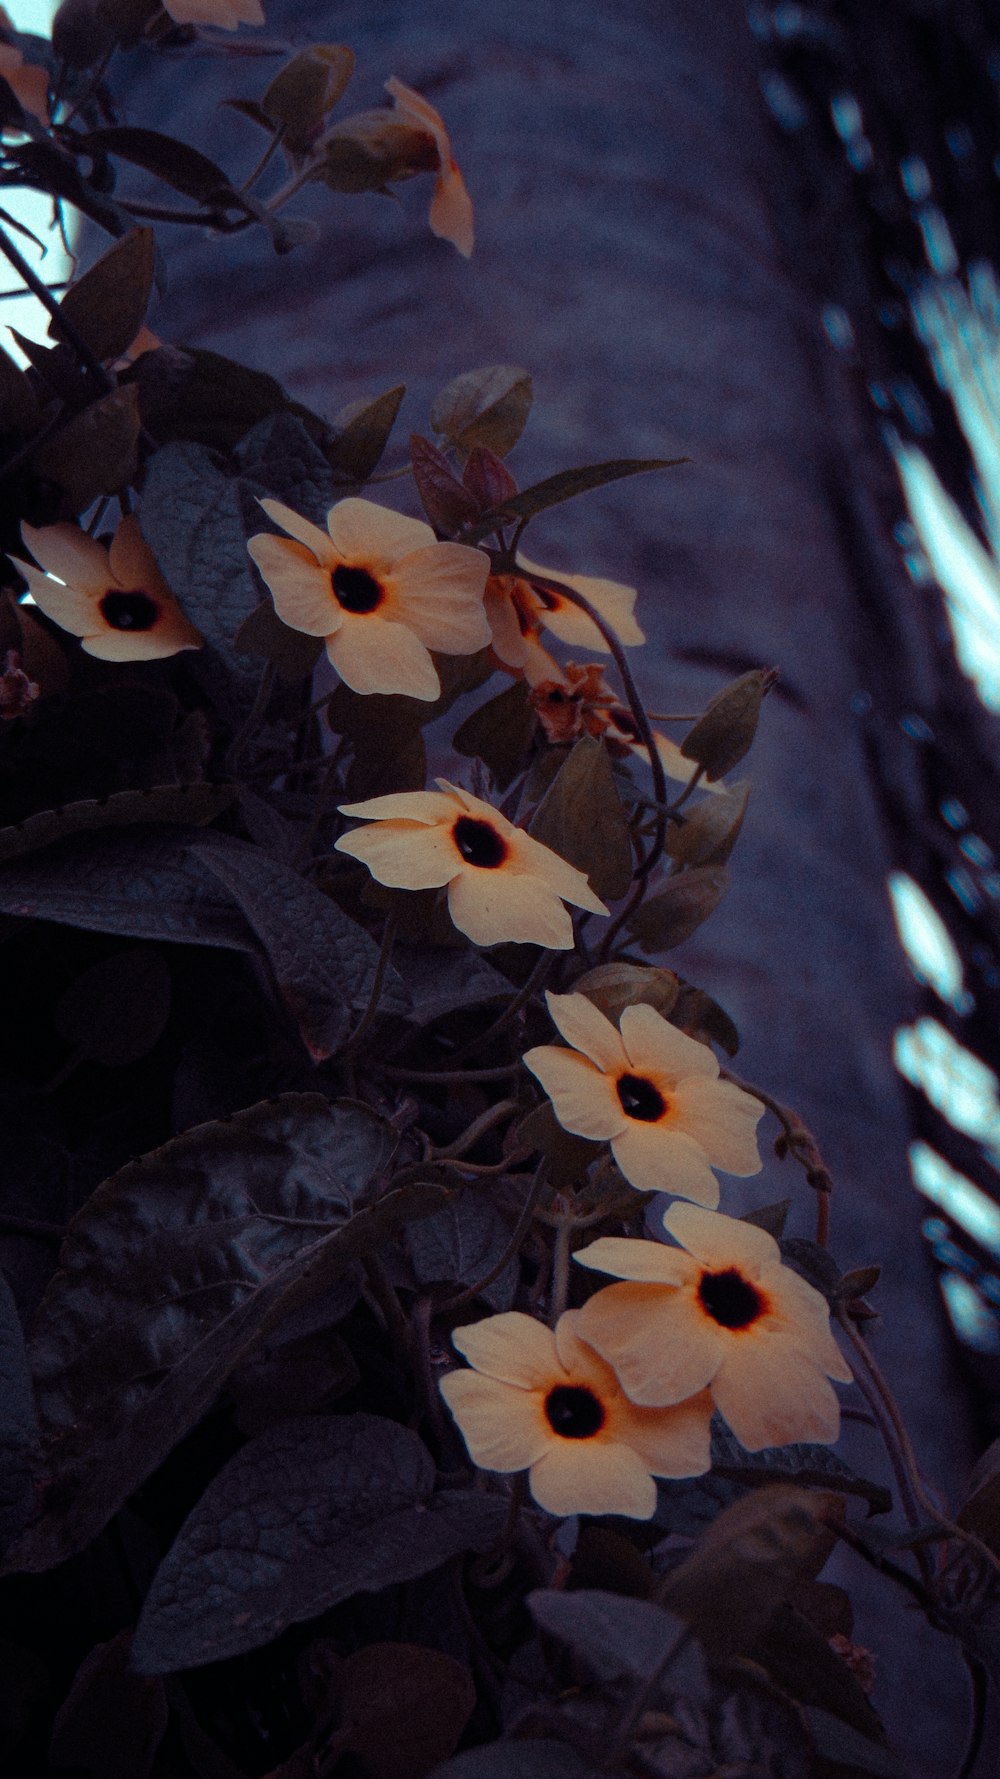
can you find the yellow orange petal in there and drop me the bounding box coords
[339,790,457,824]
[611,1123,721,1203]
[505,830,609,916]
[671,1077,764,1176]
[258,499,333,564]
[711,1337,842,1450]
[578,1281,724,1406]
[451,1311,558,1388]
[529,1440,656,1519]
[390,542,491,650]
[13,564,96,637]
[439,1371,549,1471]
[574,1236,695,1287]
[326,613,440,699]
[248,534,341,637]
[617,1389,714,1479]
[107,515,166,592]
[544,990,628,1074]
[519,555,644,650]
[484,579,528,667]
[20,522,110,597]
[429,160,474,257]
[521,1044,625,1139]
[326,497,434,569]
[334,819,459,890]
[447,867,575,948]
[663,1202,780,1276]
[619,1002,719,1084]
[766,1270,853,1382]
[81,622,201,662]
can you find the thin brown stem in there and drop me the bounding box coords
[432,1099,519,1162]
[380,1062,522,1085]
[723,1067,832,1244]
[449,949,553,1064]
[339,907,398,1062]
[439,1161,548,1315]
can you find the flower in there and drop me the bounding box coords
[440,1309,713,1518]
[486,555,644,678]
[523,992,763,1205]
[162,0,265,27]
[247,496,491,701]
[530,662,638,750]
[15,518,202,661]
[575,1202,853,1450]
[336,779,609,949]
[385,76,473,257]
[0,41,49,127]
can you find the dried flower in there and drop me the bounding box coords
[385,76,473,257]
[15,518,202,660]
[0,649,39,719]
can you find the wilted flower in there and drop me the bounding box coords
[384,76,473,257]
[247,496,490,701]
[336,779,608,949]
[0,40,49,126]
[0,649,39,719]
[576,1202,853,1450]
[523,991,763,1204]
[440,1309,713,1518]
[530,662,637,749]
[15,518,202,661]
[162,0,265,27]
[486,555,644,678]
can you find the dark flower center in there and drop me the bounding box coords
[698,1267,765,1330]
[452,815,508,869]
[332,564,384,614]
[616,1073,666,1122]
[544,1384,606,1439]
[99,589,159,632]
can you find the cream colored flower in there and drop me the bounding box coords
[523,992,763,1205]
[162,0,265,28]
[486,555,644,678]
[16,518,202,661]
[247,496,490,701]
[336,780,608,948]
[385,76,473,257]
[440,1309,713,1518]
[576,1203,853,1450]
[0,41,49,126]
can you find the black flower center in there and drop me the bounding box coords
[452,815,509,869]
[616,1073,666,1122]
[544,1384,606,1439]
[332,564,384,614]
[698,1268,765,1330]
[99,589,159,632]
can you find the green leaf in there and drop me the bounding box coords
[405,1189,519,1310]
[528,1589,705,1690]
[391,944,510,1026]
[12,1097,444,1571]
[0,341,40,432]
[56,227,155,365]
[54,947,171,1067]
[81,126,239,207]
[512,1102,603,1188]
[800,1708,904,1777]
[131,1415,504,1671]
[571,961,680,1024]
[626,867,728,953]
[466,456,687,540]
[262,45,355,154]
[740,1199,791,1239]
[329,385,405,481]
[780,1236,842,1301]
[0,1270,37,1555]
[680,669,776,781]
[429,1745,602,1779]
[454,679,537,790]
[130,345,307,454]
[757,1605,887,1747]
[430,365,532,457]
[530,735,632,901]
[48,1631,167,1779]
[666,780,750,868]
[835,1264,881,1301]
[0,782,236,866]
[669,982,740,1054]
[193,839,410,1060]
[410,432,480,532]
[233,410,339,523]
[709,1430,891,1516]
[330,1643,476,1779]
[32,383,141,506]
[232,599,323,683]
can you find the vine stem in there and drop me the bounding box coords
[379,1061,521,1085]
[449,949,554,1064]
[432,1098,519,1162]
[439,1161,549,1316]
[0,221,113,393]
[339,906,398,1062]
[722,1067,832,1245]
[550,1208,574,1323]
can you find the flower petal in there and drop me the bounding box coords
[663,1202,780,1275]
[617,1390,714,1479]
[619,1003,719,1083]
[578,1281,724,1406]
[14,563,98,637]
[248,534,340,637]
[107,515,168,593]
[611,1123,721,1204]
[447,867,575,948]
[339,791,458,824]
[430,161,474,257]
[335,819,459,889]
[389,543,491,650]
[574,1236,695,1287]
[327,614,440,700]
[529,1440,657,1519]
[765,1269,853,1383]
[439,1371,550,1471]
[505,830,609,916]
[484,578,529,666]
[670,1077,764,1176]
[80,623,201,661]
[519,556,645,649]
[452,1311,558,1387]
[521,1044,625,1139]
[258,498,334,564]
[326,497,434,569]
[711,1337,843,1450]
[544,990,628,1074]
[20,522,111,596]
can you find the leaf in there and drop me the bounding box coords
[740,1199,791,1239]
[835,1264,881,1301]
[530,736,632,901]
[406,1190,519,1310]
[130,345,302,454]
[0,1269,37,1555]
[799,1708,904,1777]
[666,780,750,868]
[262,45,355,155]
[410,432,479,532]
[0,783,236,866]
[572,961,680,1024]
[232,599,323,683]
[463,445,518,510]
[453,679,538,790]
[626,867,728,953]
[54,946,171,1067]
[391,944,510,1026]
[528,1589,705,1691]
[466,456,687,541]
[0,341,41,432]
[669,982,740,1054]
[709,1430,891,1515]
[680,669,776,781]
[756,1605,886,1746]
[0,829,258,951]
[56,227,155,365]
[32,383,141,506]
[329,385,406,481]
[780,1236,842,1301]
[658,1485,842,1662]
[193,839,410,1059]
[430,365,532,457]
[9,137,137,240]
[331,1643,476,1779]
[82,126,239,206]
[428,1747,601,1779]
[49,1631,167,1779]
[13,1096,443,1570]
[131,1415,505,1671]
[233,410,338,523]
[512,1102,603,1188]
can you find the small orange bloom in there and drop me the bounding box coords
[440,1309,713,1518]
[385,76,473,257]
[486,555,644,680]
[162,0,265,27]
[336,779,608,949]
[15,518,202,661]
[530,662,637,750]
[576,1203,853,1450]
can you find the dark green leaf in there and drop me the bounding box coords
[56,227,155,364]
[666,780,750,868]
[262,45,355,154]
[7,138,137,240]
[467,456,686,540]
[572,961,679,1024]
[54,947,171,1067]
[48,1631,167,1779]
[627,867,728,953]
[329,385,405,481]
[669,982,740,1054]
[463,446,517,510]
[512,1102,603,1188]
[33,383,141,506]
[391,944,510,1026]
[780,1236,842,1301]
[193,839,410,1059]
[131,1415,504,1671]
[406,1190,519,1310]
[710,1429,891,1515]
[232,599,323,683]
[430,365,532,458]
[530,735,631,901]
[410,432,479,532]
[130,345,302,453]
[740,1199,791,1239]
[234,411,338,524]
[836,1264,881,1301]
[0,1270,37,1554]
[680,669,776,781]
[82,127,239,206]
[0,341,40,432]
[332,1643,476,1779]
[0,783,236,866]
[757,1605,886,1745]
[428,1742,602,1779]
[800,1708,904,1777]
[528,1589,704,1691]
[454,679,537,790]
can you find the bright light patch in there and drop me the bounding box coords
[910,1141,1000,1257]
[0,3,71,366]
[894,1017,1000,1151]
[892,441,1000,711]
[887,872,971,1011]
[939,1271,1000,1352]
